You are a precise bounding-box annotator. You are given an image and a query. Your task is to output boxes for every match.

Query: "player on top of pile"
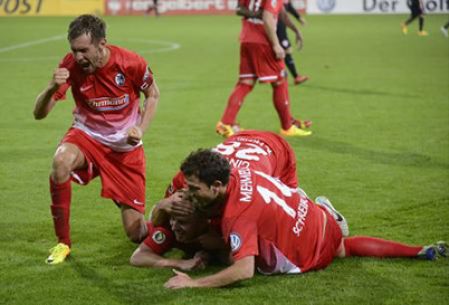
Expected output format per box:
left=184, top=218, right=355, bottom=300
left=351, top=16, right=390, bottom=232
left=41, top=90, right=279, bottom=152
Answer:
left=33, top=14, right=160, bottom=265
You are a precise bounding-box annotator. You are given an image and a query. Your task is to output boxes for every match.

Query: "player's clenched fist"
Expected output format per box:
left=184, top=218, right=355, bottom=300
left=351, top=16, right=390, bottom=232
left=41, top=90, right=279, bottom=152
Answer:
left=127, top=125, right=143, bottom=145
left=51, top=68, right=70, bottom=87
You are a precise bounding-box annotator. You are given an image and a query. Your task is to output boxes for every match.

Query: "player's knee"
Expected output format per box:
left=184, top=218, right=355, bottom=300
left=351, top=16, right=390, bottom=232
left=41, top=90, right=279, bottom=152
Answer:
left=124, top=221, right=147, bottom=243
left=239, top=79, right=255, bottom=87
left=126, top=230, right=145, bottom=244
left=51, top=155, right=72, bottom=182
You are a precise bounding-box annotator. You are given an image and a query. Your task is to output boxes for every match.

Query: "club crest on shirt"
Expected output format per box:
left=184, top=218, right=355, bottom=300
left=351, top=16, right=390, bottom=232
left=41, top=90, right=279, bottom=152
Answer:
left=115, top=73, right=125, bottom=86
left=152, top=231, right=166, bottom=244
left=229, top=233, right=242, bottom=252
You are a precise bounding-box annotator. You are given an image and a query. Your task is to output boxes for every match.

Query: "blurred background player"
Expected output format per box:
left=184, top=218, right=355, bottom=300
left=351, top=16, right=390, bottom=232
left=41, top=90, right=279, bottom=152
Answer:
left=441, top=21, right=449, bottom=37
left=163, top=150, right=447, bottom=289
left=216, top=0, right=312, bottom=138
left=277, top=0, right=309, bottom=86
left=401, top=0, right=428, bottom=36
left=145, top=0, right=160, bottom=17
left=33, top=14, right=160, bottom=264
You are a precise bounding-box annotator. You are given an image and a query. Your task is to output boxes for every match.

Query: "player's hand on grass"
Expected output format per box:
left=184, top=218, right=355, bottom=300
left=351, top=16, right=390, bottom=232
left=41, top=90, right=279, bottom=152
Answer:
left=273, top=44, right=285, bottom=59
left=126, top=126, right=143, bottom=145
left=164, top=269, right=196, bottom=289
left=51, top=68, right=70, bottom=88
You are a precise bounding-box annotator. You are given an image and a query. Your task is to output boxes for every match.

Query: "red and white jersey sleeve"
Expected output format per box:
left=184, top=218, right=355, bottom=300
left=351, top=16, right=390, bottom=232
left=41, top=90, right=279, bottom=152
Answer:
left=52, top=45, right=154, bottom=152
left=221, top=168, right=328, bottom=273
left=143, top=222, right=176, bottom=255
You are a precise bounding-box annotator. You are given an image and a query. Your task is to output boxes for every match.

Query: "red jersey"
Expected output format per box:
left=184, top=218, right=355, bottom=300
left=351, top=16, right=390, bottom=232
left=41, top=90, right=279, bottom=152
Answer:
left=222, top=168, right=331, bottom=274
left=52, top=45, right=154, bottom=152
left=239, top=0, right=284, bottom=45
left=165, top=130, right=298, bottom=198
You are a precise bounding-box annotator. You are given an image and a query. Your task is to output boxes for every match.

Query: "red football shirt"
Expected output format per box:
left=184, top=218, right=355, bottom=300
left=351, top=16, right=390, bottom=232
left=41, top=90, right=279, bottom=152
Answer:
left=52, top=45, right=154, bottom=152
left=239, top=0, right=284, bottom=45
left=221, top=168, right=328, bottom=274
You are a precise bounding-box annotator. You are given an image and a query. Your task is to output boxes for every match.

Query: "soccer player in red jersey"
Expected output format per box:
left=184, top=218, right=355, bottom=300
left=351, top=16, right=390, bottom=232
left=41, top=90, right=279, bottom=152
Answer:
left=164, top=150, right=447, bottom=289
left=216, top=0, right=312, bottom=138
left=130, top=130, right=297, bottom=268
left=130, top=201, right=229, bottom=270
left=33, top=15, right=160, bottom=264
left=151, top=130, right=298, bottom=227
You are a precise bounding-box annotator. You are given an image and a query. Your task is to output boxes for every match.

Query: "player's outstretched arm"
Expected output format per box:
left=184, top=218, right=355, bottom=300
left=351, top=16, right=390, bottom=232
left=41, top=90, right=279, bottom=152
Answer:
left=33, top=68, right=69, bottom=120
left=164, top=255, right=255, bottom=289
left=130, top=243, right=207, bottom=271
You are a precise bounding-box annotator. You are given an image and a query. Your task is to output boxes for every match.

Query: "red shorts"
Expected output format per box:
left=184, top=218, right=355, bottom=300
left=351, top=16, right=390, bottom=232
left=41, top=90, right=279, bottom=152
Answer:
left=239, top=42, right=286, bottom=83
left=311, top=209, right=343, bottom=271
left=61, top=128, right=146, bottom=214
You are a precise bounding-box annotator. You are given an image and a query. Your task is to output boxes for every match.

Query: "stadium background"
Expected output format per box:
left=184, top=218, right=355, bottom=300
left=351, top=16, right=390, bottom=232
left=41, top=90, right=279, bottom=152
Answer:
left=0, top=1, right=448, bottom=305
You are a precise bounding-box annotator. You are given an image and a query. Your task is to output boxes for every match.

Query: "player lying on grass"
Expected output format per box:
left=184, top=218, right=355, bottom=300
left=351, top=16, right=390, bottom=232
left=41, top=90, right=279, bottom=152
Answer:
left=163, top=150, right=447, bottom=289
left=130, top=199, right=226, bottom=270
left=130, top=192, right=229, bottom=270
left=130, top=129, right=307, bottom=268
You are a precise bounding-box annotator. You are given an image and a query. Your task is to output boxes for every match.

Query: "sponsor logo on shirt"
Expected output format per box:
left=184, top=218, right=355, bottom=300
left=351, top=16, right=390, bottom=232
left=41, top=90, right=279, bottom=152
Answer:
left=86, top=94, right=129, bottom=112
left=152, top=231, right=166, bottom=244
left=115, top=73, right=125, bottom=86
left=229, top=233, right=242, bottom=252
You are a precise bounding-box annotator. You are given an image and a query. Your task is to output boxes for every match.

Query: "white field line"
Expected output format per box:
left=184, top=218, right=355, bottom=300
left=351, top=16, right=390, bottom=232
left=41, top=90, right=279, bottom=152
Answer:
left=0, top=37, right=180, bottom=62
left=0, top=35, right=65, bottom=53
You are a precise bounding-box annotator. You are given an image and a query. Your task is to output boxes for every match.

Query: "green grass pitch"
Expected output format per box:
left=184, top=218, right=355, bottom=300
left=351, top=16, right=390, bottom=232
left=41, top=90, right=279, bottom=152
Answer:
left=0, top=14, right=448, bottom=305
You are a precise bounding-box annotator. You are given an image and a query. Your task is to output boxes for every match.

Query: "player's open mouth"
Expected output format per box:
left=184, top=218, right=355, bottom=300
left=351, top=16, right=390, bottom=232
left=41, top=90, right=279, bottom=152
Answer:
left=78, top=62, right=91, bottom=70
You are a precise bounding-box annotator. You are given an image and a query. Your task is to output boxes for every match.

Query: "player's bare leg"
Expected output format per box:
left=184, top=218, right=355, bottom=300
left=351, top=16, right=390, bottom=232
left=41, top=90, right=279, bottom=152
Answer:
left=47, top=143, right=86, bottom=264
left=120, top=205, right=148, bottom=243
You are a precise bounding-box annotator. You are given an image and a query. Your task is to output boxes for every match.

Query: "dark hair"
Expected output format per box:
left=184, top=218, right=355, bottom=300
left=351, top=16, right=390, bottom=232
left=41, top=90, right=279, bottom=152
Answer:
left=180, top=149, right=231, bottom=187
left=68, top=14, right=106, bottom=44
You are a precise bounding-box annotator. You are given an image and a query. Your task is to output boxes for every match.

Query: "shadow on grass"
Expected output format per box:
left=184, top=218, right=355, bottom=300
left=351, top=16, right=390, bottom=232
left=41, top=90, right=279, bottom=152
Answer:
left=300, top=137, right=448, bottom=170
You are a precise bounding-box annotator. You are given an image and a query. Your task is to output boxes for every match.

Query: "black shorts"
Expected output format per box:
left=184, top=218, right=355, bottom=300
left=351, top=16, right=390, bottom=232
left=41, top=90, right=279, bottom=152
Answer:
left=276, top=20, right=291, bottom=50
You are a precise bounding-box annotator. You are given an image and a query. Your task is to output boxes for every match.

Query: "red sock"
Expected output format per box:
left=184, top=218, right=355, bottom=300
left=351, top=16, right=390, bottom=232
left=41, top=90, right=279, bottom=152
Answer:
left=344, top=236, right=423, bottom=258
left=221, top=82, right=253, bottom=125
left=50, top=177, right=72, bottom=247
left=272, top=81, right=293, bottom=130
